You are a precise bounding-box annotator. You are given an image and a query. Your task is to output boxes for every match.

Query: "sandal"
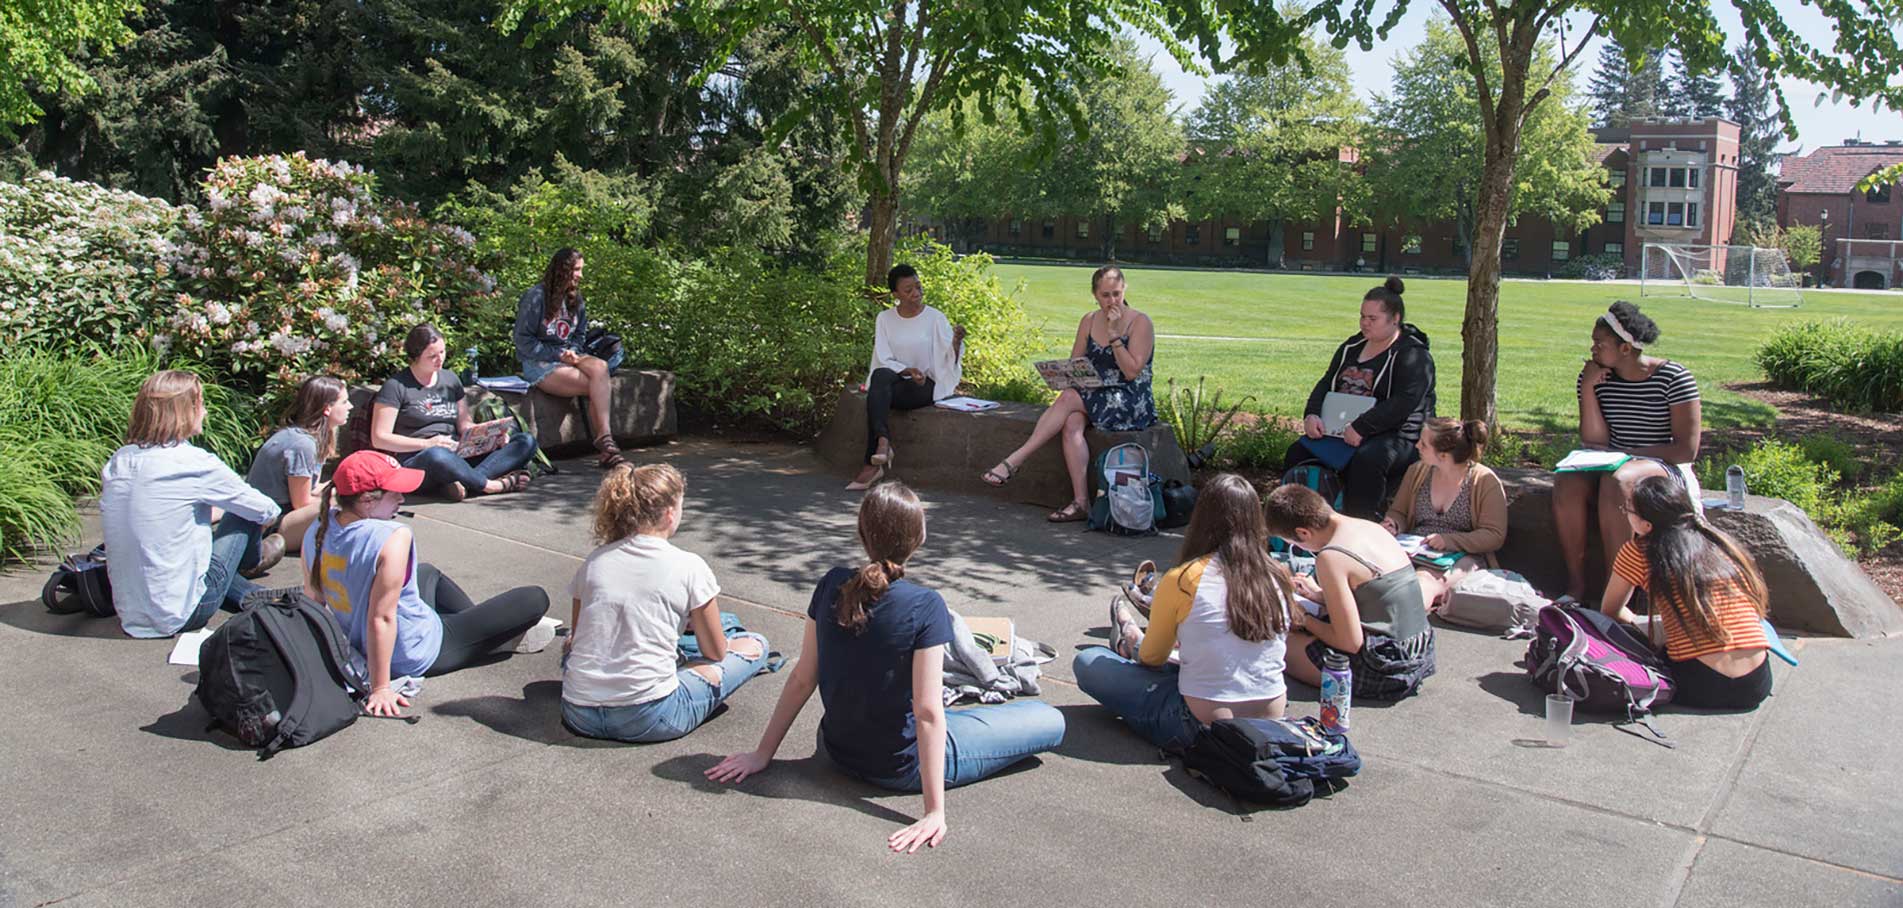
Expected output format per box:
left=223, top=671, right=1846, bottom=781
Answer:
left=1047, top=500, right=1087, bottom=523
left=1121, top=559, right=1158, bottom=618
left=593, top=433, right=628, bottom=469
left=1109, top=595, right=1142, bottom=659
left=496, top=470, right=531, bottom=494
left=981, top=460, right=1017, bottom=487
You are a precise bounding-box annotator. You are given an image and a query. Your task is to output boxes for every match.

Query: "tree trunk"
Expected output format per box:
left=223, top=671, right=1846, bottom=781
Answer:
left=1102, top=215, right=1117, bottom=261
left=865, top=188, right=899, bottom=292
left=1460, top=144, right=1518, bottom=427
left=1266, top=220, right=1286, bottom=269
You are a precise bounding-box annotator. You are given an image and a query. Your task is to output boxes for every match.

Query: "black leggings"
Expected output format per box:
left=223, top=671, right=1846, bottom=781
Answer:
left=1283, top=432, right=1419, bottom=518
left=1670, top=654, right=1772, bottom=711
left=865, top=368, right=936, bottom=462
left=415, top=563, right=550, bottom=676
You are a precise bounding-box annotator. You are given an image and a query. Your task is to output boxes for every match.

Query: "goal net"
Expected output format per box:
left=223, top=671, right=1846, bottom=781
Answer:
left=1639, top=243, right=1803, bottom=308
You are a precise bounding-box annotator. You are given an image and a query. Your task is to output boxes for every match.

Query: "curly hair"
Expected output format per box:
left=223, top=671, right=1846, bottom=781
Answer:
left=593, top=463, right=685, bottom=542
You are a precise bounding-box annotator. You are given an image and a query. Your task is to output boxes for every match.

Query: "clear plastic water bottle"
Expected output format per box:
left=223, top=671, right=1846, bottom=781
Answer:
left=1319, top=649, right=1352, bottom=734
left=1725, top=465, right=1747, bottom=510
left=465, top=346, right=480, bottom=384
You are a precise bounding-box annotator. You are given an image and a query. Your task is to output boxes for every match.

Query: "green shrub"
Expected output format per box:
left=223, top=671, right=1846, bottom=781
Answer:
left=1217, top=413, right=1300, bottom=471
left=1159, top=376, right=1255, bottom=457
left=1697, top=438, right=1903, bottom=555
left=1482, top=430, right=1574, bottom=470
left=1756, top=320, right=1903, bottom=412
left=0, top=171, right=181, bottom=350
left=1559, top=252, right=1623, bottom=281
left=1796, top=433, right=1865, bottom=481
left=164, top=153, right=498, bottom=408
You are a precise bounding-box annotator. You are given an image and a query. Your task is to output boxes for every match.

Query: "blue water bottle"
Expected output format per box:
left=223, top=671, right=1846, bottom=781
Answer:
left=1319, top=649, right=1352, bottom=734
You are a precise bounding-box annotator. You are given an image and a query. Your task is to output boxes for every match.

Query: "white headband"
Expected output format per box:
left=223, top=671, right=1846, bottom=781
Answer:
left=1601, top=312, right=1643, bottom=348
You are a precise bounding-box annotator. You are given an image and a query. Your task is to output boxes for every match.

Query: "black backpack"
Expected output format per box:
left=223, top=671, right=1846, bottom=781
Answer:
left=1181, top=716, right=1362, bottom=808
left=194, top=589, right=369, bottom=759
left=41, top=544, right=114, bottom=617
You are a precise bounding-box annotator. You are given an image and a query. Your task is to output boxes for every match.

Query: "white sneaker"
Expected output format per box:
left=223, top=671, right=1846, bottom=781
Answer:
left=514, top=616, right=563, bottom=654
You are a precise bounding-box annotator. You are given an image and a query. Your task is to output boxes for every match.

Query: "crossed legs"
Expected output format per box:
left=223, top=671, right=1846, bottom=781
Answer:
left=986, top=389, right=1090, bottom=516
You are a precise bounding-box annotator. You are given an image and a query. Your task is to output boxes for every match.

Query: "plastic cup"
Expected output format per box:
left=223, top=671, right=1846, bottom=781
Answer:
left=1544, top=694, right=1574, bottom=747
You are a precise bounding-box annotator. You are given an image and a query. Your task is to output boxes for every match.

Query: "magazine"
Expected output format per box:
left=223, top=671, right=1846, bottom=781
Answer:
left=1395, top=533, right=1462, bottom=570
left=1554, top=449, right=1632, bottom=473
left=1034, top=357, right=1107, bottom=391
left=456, top=417, right=517, bottom=459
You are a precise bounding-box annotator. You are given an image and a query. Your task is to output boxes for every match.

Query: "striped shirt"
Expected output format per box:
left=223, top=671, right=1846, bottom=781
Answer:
left=1613, top=541, right=1769, bottom=661
left=1578, top=360, right=1699, bottom=451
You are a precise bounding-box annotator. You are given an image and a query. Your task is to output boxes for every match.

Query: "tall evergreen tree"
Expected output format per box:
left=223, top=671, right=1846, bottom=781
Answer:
left=1587, top=39, right=1666, bottom=128
left=1728, top=42, right=1781, bottom=231
left=1669, top=49, right=1726, bottom=119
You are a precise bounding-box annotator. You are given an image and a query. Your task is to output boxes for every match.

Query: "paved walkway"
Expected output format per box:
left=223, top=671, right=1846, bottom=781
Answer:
left=2, top=438, right=1898, bottom=907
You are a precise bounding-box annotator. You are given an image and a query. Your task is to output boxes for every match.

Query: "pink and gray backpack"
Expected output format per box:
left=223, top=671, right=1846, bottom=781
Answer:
left=1525, top=604, right=1677, bottom=746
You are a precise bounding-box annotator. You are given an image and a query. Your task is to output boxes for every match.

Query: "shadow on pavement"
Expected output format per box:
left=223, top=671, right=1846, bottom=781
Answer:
left=141, top=699, right=249, bottom=751
left=1050, top=703, right=1169, bottom=766
left=431, top=680, right=613, bottom=748
left=0, top=598, right=130, bottom=639
left=648, top=753, right=920, bottom=826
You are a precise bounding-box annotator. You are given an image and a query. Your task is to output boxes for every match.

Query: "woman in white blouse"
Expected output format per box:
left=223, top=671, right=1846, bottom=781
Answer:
left=850, top=264, right=964, bottom=491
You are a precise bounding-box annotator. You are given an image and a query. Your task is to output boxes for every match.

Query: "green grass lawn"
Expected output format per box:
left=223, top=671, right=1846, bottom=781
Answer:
left=987, top=262, right=1903, bottom=432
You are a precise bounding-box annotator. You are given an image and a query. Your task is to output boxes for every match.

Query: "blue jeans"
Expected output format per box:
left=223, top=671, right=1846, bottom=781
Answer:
left=400, top=433, right=538, bottom=497
left=1073, top=647, right=1200, bottom=752
left=180, top=514, right=264, bottom=632
left=853, top=700, right=1066, bottom=792
left=562, top=632, right=770, bottom=743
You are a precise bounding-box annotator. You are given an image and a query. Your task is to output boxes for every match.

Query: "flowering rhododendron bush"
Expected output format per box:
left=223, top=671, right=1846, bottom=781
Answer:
left=0, top=172, right=181, bottom=349
left=162, top=154, right=498, bottom=403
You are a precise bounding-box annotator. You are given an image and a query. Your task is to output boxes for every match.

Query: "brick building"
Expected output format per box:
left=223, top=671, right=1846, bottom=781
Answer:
left=1776, top=140, right=1903, bottom=289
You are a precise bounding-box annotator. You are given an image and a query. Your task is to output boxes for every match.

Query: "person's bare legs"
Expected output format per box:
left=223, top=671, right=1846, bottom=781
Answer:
left=1284, top=629, right=1322, bottom=687
left=987, top=390, right=1087, bottom=481
left=536, top=357, right=615, bottom=441
left=279, top=501, right=322, bottom=555
left=1060, top=409, right=1089, bottom=507
left=1551, top=471, right=1597, bottom=600
left=1598, top=460, right=1670, bottom=574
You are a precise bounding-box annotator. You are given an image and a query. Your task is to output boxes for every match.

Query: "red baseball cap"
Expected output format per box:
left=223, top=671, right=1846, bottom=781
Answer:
left=332, top=450, right=425, bottom=496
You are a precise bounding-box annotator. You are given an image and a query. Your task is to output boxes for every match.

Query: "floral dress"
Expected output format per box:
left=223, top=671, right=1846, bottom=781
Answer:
left=1081, top=333, right=1155, bottom=431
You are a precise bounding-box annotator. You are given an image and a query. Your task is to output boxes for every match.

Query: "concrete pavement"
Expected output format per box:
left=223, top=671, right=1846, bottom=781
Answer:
left=1, top=437, right=1898, bottom=907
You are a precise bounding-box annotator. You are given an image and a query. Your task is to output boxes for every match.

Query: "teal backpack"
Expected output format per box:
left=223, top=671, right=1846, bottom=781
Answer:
left=471, top=393, right=555, bottom=475
left=1087, top=442, right=1165, bottom=536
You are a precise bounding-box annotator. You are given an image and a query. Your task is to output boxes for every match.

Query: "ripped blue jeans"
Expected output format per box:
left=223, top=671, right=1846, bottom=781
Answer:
left=562, top=631, right=770, bottom=743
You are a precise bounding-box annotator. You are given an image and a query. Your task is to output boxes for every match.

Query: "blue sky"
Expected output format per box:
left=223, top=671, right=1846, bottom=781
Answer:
left=1135, top=4, right=1902, bottom=155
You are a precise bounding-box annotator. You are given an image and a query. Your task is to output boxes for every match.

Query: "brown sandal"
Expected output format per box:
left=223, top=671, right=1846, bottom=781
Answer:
left=1047, top=500, right=1087, bottom=523
left=496, top=470, right=531, bottom=494
left=593, top=433, right=628, bottom=469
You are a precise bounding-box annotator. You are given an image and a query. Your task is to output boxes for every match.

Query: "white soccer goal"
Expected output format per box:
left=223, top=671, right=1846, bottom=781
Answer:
left=1639, top=243, right=1804, bottom=308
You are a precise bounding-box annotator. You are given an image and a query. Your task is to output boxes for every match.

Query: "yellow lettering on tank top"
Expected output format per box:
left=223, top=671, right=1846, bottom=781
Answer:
left=321, top=551, right=353, bottom=615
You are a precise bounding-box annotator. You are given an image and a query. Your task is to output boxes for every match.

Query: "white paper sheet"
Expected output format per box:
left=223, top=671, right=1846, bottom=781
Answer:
left=168, top=629, right=213, bottom=666
left=933, top=396, right=1000, bottom=412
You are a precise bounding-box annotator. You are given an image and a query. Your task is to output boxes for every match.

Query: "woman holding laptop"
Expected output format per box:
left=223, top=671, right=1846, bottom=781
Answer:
left=369, top=324, right=538, bottom=501
left=1285, top=277, right=1435, bottom=519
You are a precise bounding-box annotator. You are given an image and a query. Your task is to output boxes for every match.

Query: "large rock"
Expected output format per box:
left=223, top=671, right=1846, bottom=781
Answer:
left=1494, top=467, right=1902, bottom=638
left=814, top=389, right=1191, bottom=506
left=344, top=369, right=676, bottom=456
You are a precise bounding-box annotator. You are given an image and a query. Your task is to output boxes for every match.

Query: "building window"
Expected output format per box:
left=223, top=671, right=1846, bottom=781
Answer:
left=1868, top=223, right=1893, bottom=239
left=1223, top=226, right=1241, bottom=247
left=1076, top=220, right=1089, bottom=239
left=1609, top=170, right=1627, bottom=188
left=1667, top=202, right=1685, bottom=226
left=1551, top=241, right=1572, bottom=262
left=1185, top=225, right=1201, bottom=245
left=1605, top=242, right=1624, bottom=255
left=1669, top=168, right=1687, bottom=188
left=1688, top=168, right=1699, bottom=188
left=1402, top=234, right=1422, bottom=254
left=1503, top=238, right=1521, bottom=260
left=1686, top=203, right=1698, bottom=227
left=1008, top=219, right=1022, bottom=237
left=1607, top=201, right=1625, bottom=223
left=1041, top=220, right=1055, bottom=239
left=1301, top=230, right=1315, bottom=251
left=1649, top=167, right=1668, bottom=187
left=1871, top=184, right=1895, bottom=204
left=1147, top=224, right=1163, bottom=243
left=1647, top=202, right=1666, bottom=225
left=1361, top=233, right=1378, bottom=253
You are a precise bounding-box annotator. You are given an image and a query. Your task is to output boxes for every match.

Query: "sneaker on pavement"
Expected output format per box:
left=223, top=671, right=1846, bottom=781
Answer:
left=514, top=615, right=563, bottom=654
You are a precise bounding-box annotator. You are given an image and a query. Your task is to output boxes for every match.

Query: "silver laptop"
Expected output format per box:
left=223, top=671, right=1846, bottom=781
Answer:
left=1320, top=392, right=1377, bottom=437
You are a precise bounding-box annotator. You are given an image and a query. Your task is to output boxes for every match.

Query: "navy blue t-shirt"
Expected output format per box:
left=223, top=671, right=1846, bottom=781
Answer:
left=808, top=566, right=956, bottom=781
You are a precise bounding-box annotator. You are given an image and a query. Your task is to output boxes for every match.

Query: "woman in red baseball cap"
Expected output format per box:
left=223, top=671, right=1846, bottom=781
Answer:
left=302, top=450, right=553, bottom=716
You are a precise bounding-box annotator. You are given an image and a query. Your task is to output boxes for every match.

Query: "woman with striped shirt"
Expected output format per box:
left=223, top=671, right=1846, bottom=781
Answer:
left=1551, top=302, right=1703, bottom=603
left=1600, top=476, right=1771, bottom=709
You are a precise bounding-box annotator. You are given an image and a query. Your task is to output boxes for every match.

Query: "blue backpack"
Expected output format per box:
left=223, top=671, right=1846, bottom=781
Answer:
left=1182, top=716, right=1362, bottom=807
left=1087, top=442, right=1165, bottom=536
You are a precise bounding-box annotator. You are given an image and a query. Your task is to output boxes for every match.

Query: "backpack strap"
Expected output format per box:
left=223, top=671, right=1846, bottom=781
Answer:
left=248, top=606, right=308, bottom=759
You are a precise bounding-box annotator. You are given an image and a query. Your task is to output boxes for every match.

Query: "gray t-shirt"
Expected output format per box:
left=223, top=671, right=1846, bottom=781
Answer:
left=374, top=369, right=465, bottom=440
left=246, top=427, right=322, bottom=507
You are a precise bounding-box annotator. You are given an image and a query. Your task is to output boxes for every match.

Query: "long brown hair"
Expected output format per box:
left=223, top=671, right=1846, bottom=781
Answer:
left=1630, top=475, right=1766, bottom=647
left=1178, top=473, right=1291, bottom=641
left=126, top=370, right=203, bottom=447
left=541, top=248, right=582, bottom=320
left=285, top=375, right=347, bottom=463
left=836, top=482, right=926, bottom=635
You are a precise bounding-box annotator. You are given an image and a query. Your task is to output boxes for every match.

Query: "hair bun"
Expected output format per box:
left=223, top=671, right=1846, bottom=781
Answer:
left=1384, top=276, right=1405, bottom=295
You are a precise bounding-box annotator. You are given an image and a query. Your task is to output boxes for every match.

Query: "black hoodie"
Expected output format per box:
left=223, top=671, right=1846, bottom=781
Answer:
left=1302, top=323, right=1437, bottom=442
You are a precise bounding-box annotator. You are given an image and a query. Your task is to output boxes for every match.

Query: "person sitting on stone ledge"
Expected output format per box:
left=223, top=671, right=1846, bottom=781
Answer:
left=1600, top=475, right=1772, bottom=710
left=102, top=370, right=281, bottom=638
left=849, top=263, right=965, bottom=492
left=245, top=375, right=351, bottom=558
left=1266, top=483, right=1436, bottom=702
left=370, top=323, right=536, bottom=500
left=515, top=247, right=628, bottom=468
left=561, top=463, right=771, bottom=743
left=303, top=451, right=554, bottom=718
left=706, top=481, right=1065, bottom=853
left=1286, top=276, right=1436, bottom=520
left=1075, top=473, right=1294, bottom=753
left=981, top=265, right=1154, bottom=522
left=1551, top=301, right=1702, bottom=604
left=1381, top=417, right=1508, bottom=608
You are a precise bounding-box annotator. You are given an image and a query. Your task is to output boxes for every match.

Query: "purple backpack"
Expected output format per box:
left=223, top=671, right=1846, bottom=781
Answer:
left=1526, top=604, right=1676, bottom=746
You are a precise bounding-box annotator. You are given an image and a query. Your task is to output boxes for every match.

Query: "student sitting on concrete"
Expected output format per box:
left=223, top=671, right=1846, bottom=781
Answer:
left=371, top=323, right=537, bottom=500
left=1074, top=473, right=1294, bottom=752
left=1266, top=483, right=1436, bottom=701
left=982, top=265, right=1155, bottom=522
left=1551, top=301, right=1702, bottom=604
left=849, top=263, right=965, bottom=491
left=706, top=481, right=1065, bottom=853
left=245, top=375, right=351, bottom=558
left=561, top=463, right=770, bottom=743
left=515, top=248, right=628, bottom=468
left=1381, top=417, right=1508, bottom=607
left=102, top=370, right=282, bottom=638
left=302, top=451, right=553, bottom=718
left=1600, top=476, right=1773, bottom=710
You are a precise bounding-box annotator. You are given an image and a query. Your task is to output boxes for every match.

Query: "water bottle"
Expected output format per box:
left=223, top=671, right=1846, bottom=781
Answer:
left=1725, top=465, right=1747, bottom=510
left=465, top=346, right=480, bottom=384
left=1319, top=649, right=1353, bottom=734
